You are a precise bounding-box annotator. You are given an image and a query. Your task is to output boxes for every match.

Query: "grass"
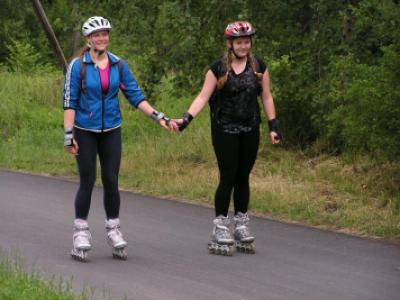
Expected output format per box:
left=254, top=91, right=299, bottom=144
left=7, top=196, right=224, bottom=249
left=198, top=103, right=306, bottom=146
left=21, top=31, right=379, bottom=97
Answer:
left=0, top=71, right=399, bottom=240
left=0, top=249, right=85, bottom=300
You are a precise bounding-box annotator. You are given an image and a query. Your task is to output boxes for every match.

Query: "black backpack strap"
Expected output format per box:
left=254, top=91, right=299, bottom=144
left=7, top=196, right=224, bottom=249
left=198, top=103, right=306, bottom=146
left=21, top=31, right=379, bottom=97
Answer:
left=79, top=56, right=87, bottom=94
left=117, top=60, right=125, bottom=90
left=80, top=57, right=123, bottom=92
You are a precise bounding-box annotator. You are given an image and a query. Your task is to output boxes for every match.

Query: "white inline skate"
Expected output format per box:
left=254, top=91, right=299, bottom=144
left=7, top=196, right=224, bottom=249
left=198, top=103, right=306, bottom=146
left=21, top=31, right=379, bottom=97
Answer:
left=106, top=218, right=127, bottom=260
left=208, top=215, right=235, bottom=256
left=233, top=212, right=255, bottom=253
left=71, top=219, right=92, bottom=262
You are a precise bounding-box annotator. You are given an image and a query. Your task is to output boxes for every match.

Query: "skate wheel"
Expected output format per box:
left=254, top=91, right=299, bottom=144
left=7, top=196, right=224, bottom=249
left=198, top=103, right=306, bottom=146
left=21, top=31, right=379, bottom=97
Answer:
left=112, top=248, right=128, bottom=260
left=235, top=241, right=255, bottom=254
left=207, top=242, right=234, bottom=256
left=71, top=250, right=89, bottom=262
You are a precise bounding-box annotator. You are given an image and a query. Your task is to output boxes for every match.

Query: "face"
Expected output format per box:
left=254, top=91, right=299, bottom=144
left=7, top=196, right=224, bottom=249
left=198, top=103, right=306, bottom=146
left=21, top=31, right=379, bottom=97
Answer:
left=230, top=37, right=252, bottom=58
left=87, top=30, right=109, bottom=51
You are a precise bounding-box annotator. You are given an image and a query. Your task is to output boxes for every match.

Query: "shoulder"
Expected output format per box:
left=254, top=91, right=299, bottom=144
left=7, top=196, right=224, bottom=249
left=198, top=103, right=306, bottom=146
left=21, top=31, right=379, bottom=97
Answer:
left=254, top=57, right=267, bottom=73
left=209, top=56, right=225, bottom=78
left=66, top=57, right=81, bottom=77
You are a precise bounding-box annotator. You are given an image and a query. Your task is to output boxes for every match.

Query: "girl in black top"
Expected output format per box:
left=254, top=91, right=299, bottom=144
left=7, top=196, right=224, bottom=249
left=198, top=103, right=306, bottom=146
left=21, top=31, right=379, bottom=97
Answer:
left=175, top=21, right=280, bottom=255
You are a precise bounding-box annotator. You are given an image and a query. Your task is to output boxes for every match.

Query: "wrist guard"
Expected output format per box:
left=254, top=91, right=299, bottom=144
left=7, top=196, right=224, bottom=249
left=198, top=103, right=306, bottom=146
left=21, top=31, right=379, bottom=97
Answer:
left=268, top=119, right=278, bottom=132
left=151, top=110, right=170, bottom=126
left=268, top=119, right=282, bottom=141
left=64, top=128, right=73, bottom=147
left=179, top=112, right=194, bottom=132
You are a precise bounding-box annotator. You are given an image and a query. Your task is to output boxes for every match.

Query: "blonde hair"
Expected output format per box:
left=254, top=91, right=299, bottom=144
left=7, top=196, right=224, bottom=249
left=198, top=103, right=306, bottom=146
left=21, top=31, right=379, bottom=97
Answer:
left=78, top=45, right=90, bottom=58
left=216, top=47, right=263, bottom=89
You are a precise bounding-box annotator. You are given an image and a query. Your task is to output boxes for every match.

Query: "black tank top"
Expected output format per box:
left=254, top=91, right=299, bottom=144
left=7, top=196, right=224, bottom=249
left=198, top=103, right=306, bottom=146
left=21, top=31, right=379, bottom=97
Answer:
left=209, top=57, right=267, bottom=133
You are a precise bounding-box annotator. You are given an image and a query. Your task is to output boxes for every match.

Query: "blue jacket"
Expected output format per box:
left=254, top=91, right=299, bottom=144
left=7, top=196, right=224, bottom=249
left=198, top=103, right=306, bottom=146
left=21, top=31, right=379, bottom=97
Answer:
left=63, top=51, right=145, bottom=132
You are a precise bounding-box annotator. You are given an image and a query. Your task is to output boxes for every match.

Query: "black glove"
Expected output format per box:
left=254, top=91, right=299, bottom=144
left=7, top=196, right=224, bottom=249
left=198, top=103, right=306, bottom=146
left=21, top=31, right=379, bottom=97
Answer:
left=268, top=119, right=282, bottom=141
left=64, top=128, right=74, bottom=147
left=179, top=112, right=194, bottom=132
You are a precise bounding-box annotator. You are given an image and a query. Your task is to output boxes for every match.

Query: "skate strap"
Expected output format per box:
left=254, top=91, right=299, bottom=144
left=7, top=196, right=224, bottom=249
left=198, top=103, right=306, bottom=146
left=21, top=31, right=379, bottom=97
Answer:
left=236, top=225, right=247, bottom=230
left=74, top=229, right=91, bottom=239
left=216, top=225, right=229, bottom=230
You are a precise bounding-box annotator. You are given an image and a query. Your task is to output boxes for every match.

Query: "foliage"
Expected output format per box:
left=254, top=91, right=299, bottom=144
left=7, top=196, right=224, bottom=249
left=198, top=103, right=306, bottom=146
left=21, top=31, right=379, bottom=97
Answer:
left=0, top=0, right=399, bottom=160
left=5, top=39, right=55, bottom=73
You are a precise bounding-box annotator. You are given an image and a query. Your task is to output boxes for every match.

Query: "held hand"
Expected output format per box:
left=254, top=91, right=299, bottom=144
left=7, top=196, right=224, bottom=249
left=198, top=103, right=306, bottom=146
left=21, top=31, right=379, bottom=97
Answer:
left=168, top=119, right=180, bottom=131
left=64, top=139, right=79, bottom=156
left=158, top=117, right=179, bottom=131
left=158, top=118, right=169, bottom=129
left=171, top=119, right=183, bottom=132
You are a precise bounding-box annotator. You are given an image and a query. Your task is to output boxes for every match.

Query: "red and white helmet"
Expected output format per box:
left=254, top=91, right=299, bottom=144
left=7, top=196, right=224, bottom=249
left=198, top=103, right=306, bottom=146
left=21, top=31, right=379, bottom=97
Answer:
left=224, top=21, right=255, bottom=39
left=82, top=16, right=112, bottom=37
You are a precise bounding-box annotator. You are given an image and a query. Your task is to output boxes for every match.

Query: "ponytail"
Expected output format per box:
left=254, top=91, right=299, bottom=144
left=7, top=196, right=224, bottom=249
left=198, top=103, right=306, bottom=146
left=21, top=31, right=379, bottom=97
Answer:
left=248, top=52, right=263, bottom=82
left=216, top=49, right=234, bottom=89
left=78, top=45, right=90, bottom=58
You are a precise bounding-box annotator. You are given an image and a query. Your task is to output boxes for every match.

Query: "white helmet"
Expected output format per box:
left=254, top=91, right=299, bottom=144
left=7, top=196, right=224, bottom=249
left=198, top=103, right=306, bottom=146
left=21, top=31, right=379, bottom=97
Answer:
left=82, top=16, right=112, bottom=37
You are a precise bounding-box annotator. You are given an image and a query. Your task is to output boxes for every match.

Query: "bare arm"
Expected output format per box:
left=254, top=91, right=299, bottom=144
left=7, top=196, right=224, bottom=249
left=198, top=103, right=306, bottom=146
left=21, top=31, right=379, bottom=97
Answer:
left=137, top=100, right=175, bottom=129
left=261, top=70, right=280, bottom=144
left=187, top=70, right=218, bottom=117
left=64, top=109, right=76, bottom=129
left=137, top=100, right=157, bottom=116
left=173, top=70, right=217, bottom=132
left=261, top=70, right=276, bottom=120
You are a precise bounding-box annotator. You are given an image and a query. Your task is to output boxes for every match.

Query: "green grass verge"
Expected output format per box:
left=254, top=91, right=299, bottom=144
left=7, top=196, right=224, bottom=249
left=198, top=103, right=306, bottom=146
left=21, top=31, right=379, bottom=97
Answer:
left=1, top=71, right=399, bottom=240
left=0, top=249, right=87, bottom=300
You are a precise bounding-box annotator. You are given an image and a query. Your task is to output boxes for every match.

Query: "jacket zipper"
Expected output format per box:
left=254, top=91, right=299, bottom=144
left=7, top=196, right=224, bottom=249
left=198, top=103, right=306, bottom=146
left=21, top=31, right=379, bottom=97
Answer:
left=101, top=93, right=105, bottom=132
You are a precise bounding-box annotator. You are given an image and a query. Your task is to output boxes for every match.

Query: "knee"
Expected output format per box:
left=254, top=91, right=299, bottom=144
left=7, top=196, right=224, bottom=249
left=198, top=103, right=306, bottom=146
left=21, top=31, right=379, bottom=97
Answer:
left=235, top=174, right=250, bottom=185
left=102, top=174, right=119, bottom=189
left=219, top=172, right=236, bottom=188
left=79, top=172, right=96, bottom=188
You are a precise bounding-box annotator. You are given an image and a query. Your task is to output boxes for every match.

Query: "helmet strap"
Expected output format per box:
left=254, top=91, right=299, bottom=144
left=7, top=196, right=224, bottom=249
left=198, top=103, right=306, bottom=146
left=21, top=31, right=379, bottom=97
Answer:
left=94, top=48, right=106, bottom=56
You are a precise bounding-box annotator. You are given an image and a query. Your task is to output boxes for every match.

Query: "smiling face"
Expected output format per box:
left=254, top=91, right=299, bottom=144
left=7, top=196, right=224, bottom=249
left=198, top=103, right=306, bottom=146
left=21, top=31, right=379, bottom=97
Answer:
left=229, top=37, right=252, bottom=58
left=87, top=30, right=110, bottom=51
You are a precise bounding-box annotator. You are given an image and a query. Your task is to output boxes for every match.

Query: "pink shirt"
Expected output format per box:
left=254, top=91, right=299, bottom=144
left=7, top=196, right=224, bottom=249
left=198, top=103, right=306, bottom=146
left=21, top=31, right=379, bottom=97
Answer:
left=98, top=61, right=110, bottom=94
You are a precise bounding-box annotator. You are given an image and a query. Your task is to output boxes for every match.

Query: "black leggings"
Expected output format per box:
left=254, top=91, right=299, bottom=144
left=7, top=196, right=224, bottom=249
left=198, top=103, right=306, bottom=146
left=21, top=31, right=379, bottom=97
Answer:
left=212, top=128, right=260, bottom=217
left=74, top=127, right=121, bottom=220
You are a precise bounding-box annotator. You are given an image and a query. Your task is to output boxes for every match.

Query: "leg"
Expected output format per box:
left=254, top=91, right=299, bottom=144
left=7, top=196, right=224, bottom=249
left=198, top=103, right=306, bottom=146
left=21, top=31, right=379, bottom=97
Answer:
left=98, top=128, right=121, bottom=220
left=74, top=128, right=98, bottom=220
left=233, top=128, right=259, bottom=253
left=233, top=128, right=260, bottom=215
left=212, top=128, right=240, bottom=217
left=208, top=129, right=239, bottom=256
left=98, top=128, right=127, bottom=259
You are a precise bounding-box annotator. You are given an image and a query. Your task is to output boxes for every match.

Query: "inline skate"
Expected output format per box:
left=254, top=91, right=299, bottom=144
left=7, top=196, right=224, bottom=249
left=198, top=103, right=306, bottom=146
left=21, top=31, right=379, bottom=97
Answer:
left=106, top=218, right=127, bottom=260
left=71, top=219, right=92, bottom=262
left=233, top=212, right=255, bottom=253
left=208, top=215, right=235, bottom=256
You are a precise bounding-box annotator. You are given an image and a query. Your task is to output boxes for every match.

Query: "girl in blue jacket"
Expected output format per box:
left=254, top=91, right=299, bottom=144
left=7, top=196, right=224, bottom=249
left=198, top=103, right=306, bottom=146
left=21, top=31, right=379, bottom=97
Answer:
left=63, top=16, right=175, bottom=262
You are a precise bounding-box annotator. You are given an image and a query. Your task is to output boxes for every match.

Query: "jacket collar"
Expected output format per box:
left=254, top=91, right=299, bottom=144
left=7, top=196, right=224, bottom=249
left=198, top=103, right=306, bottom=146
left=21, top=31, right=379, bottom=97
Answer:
left=82, top=50, right=120, bottom=65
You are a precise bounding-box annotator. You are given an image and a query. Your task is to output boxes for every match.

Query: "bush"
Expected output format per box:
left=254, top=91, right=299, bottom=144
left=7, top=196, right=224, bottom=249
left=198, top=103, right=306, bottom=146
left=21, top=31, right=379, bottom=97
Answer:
left=312, top=46, right=400, bottom=161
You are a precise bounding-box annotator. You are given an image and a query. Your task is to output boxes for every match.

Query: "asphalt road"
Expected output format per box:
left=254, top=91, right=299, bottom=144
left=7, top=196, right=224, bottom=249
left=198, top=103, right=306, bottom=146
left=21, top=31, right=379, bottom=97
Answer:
left=0, top=170, right=399, bottom=300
